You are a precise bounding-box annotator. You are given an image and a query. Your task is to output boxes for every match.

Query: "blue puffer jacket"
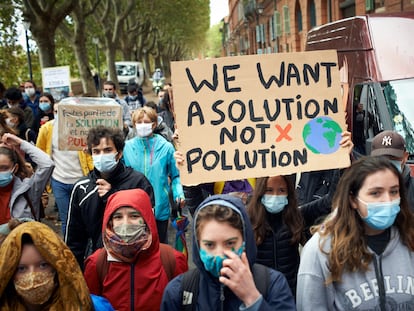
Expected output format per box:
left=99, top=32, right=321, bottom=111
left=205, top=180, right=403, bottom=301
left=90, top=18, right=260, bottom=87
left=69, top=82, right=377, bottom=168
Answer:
left=161, top=194, right=296, bottom=311
left=122, top=134, right=184, bottom=221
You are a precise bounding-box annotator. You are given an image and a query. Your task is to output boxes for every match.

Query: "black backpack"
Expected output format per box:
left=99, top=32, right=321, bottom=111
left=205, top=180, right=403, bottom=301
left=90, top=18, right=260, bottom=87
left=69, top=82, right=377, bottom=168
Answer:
left=181, top=263, right=269, bottom=311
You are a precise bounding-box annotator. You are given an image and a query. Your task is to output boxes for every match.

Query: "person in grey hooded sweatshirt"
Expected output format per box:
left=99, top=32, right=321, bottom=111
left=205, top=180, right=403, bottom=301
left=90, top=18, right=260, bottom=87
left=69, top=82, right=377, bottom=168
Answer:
left=0, top=133, right=54, bottom=222
left=297, top=156, right=414, bottom=310
left=161, top=194, right=295, bottom=311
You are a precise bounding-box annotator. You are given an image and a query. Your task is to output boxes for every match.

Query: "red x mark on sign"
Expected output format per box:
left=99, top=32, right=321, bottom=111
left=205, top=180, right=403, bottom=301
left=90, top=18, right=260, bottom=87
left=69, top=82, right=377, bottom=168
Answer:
left=275, top=124, right=292, bottom=142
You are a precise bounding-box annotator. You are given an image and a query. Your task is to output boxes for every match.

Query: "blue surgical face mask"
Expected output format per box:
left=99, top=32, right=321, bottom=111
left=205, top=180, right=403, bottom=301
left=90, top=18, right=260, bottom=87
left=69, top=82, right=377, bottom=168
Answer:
left=357, top=197, right=400, bottom=230
left=39, top=102, right=51, bottom=112
left=92, top=153, right=118, bottom=173
left=199, top=243, right=245, bottom=278
left=261, top=194, right=288, bottom=214
left=389, top=160, right=403, bottom=173
left=0, top=169, right=14, bottom=187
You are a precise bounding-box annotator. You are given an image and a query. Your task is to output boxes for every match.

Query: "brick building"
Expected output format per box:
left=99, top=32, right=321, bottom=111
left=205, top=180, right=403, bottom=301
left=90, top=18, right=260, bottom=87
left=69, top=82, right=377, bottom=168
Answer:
left=222, top=0, right=414, bottom=56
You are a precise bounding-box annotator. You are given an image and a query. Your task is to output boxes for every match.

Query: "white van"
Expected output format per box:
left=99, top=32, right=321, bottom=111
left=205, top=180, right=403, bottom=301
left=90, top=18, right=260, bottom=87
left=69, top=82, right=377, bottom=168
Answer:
left=114, top=61, right=145, bottom=93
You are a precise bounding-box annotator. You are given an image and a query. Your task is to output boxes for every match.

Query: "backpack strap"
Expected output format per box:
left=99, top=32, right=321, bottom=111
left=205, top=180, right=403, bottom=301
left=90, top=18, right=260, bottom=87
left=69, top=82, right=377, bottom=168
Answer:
left=25, top=128, right=31, bottom=142
left=252, top=263, right=269, bottom=298
left=96, top=247, right=109, bottom=293
left=23, top=192, right=38, bottom=220
left=160, top=243, right=176, bottom=281
left=181, top=268, right=200, bottom=311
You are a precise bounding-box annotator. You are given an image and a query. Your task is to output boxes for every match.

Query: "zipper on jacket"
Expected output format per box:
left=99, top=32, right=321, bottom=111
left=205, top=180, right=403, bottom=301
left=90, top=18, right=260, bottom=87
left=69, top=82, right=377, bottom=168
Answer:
left=130, top=263, right=135, bottom=311
left=220, top=284, right=225, bottom=311
left=373, top=255, right=386, bottom=311
left=272, top=229, right=279, bottom=270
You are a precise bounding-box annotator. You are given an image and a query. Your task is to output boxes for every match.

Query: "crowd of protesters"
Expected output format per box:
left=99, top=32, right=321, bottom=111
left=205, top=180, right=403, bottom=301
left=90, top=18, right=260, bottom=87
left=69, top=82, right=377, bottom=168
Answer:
left=0, top=78, right=413, bottom=310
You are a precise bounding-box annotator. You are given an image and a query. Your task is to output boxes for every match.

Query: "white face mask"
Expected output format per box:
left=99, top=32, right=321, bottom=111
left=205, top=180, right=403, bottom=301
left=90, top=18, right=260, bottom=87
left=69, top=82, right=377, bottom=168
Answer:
left=25, top=87, right=36, bottom=97
left=135, top=123, right=153, bottom=137
left=5, top=118, right=16, bottom=128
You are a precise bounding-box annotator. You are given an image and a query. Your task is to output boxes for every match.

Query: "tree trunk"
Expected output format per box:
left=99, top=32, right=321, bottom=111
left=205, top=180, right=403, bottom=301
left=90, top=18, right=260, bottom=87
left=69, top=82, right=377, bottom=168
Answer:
left=72, top=4, right=96, bottom=96
left=106, top=44, right=118, bottom=88
left=31, top=29, right=57, bottom=68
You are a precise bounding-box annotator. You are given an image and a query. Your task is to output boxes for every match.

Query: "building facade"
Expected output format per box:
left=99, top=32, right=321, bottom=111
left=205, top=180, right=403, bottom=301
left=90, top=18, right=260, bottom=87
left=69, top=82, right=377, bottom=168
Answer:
left=223, top=0, right=414, bottom=56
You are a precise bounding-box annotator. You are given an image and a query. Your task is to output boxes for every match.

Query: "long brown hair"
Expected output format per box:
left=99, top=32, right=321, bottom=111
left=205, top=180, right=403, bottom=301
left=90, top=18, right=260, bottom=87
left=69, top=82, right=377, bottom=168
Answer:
left=318, top=156, right=414, bottom=283
left=247, top=175, right=304, bottom=245
left=0, top=143, right=30, bottom=179
left=0, top=110, right=16, bottom=136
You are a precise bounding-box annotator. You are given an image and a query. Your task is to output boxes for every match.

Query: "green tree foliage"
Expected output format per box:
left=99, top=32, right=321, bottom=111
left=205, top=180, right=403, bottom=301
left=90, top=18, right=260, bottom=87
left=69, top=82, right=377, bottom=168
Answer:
left=0, top=0, right=211, bottom=92
left=20, top=0, right=77, bottom=68
left=0, top=1, right=25, bottom=86
left=205, top=23, right=223, bottom=58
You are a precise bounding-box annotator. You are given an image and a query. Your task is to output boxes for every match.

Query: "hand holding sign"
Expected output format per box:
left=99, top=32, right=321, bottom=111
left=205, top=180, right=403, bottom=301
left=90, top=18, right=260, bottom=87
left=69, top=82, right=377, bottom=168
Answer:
left=171, top=51, right=350, bottom=185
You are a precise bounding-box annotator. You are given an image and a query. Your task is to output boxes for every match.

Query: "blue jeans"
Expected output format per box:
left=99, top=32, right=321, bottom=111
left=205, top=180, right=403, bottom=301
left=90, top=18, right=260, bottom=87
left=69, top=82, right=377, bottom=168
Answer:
left=50, top=178, right=74, bottom=236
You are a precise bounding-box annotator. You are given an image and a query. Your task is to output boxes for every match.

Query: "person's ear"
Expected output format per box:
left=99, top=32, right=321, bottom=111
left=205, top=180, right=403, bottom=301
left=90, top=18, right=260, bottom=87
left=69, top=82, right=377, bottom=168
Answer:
left=402, top=151, right=409, bottom=165
left=12, top=163, right=19, bottom=174
left=116, top=150, right=123, bottom=160
left=349, top=194, right=358, bottom=210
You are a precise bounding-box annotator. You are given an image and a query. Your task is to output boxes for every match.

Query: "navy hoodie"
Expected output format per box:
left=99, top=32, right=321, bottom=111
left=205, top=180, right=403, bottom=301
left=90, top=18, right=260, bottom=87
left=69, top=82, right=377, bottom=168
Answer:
left=161, top=194, right=295, bottom=311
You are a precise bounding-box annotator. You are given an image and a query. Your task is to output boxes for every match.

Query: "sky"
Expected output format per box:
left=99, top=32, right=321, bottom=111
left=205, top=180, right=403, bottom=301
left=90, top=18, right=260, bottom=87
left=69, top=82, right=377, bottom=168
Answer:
left=210, top=0, right=229, bottom=27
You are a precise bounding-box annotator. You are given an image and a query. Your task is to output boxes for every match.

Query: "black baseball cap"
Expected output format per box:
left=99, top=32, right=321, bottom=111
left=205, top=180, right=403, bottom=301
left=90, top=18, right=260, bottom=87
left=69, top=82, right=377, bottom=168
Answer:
left=371, top=131, right=406, bottom=158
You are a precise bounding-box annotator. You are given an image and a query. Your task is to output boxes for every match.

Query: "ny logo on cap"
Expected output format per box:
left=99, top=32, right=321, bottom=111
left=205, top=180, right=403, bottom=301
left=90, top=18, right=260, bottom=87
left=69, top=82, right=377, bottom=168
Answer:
left=382, top=136, right=392, bottom=146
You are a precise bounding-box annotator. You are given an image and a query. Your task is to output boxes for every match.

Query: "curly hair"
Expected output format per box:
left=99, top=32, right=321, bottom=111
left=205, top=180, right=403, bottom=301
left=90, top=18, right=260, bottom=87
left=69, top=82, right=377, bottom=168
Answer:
left=195, top=204, right=243, bottom=241
left=86, top=126, right=125, bottom=154
left=247, top=175, right=304, bottom=245
left=318, top=156, right=414, bottom=284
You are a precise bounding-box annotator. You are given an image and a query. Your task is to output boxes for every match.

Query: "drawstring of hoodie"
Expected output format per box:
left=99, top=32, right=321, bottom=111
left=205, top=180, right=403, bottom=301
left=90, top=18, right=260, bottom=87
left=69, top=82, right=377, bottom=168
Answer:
left=372, top=255, right=386, bottom=311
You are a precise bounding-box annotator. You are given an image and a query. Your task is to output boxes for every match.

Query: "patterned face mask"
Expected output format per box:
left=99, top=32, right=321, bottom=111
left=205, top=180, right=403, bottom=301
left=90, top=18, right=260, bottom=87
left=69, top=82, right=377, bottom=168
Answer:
left=14, top=271, right=55, bottom=305
left=104, top=224, right=152, bottom=263
left=113, top=223, right=148, bottom=243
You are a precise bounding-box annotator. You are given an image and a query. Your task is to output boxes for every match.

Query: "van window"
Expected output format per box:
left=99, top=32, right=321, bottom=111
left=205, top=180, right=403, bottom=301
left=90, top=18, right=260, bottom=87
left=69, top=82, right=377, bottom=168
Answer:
left=383, top=78, right=414, bottom=155
left=352, top=84, right=384, bottom=155
left=116, top=64, right=136, bottom=76
left=353, top=80, right=414, bottom=157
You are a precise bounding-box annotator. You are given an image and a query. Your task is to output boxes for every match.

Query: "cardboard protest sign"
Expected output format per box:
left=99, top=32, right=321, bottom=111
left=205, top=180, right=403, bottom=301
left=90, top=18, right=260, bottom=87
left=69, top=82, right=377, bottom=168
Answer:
left=42, top=66, right=71, bottom=101
left=57, top=97, right=122, bottom=151
left=171, top=50, right=350, bottom=185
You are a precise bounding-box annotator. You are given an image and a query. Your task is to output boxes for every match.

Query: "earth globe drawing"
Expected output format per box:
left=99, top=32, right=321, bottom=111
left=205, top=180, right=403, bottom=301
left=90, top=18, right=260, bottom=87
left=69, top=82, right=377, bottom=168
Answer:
left=302, top=116, right=342, bottom=154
